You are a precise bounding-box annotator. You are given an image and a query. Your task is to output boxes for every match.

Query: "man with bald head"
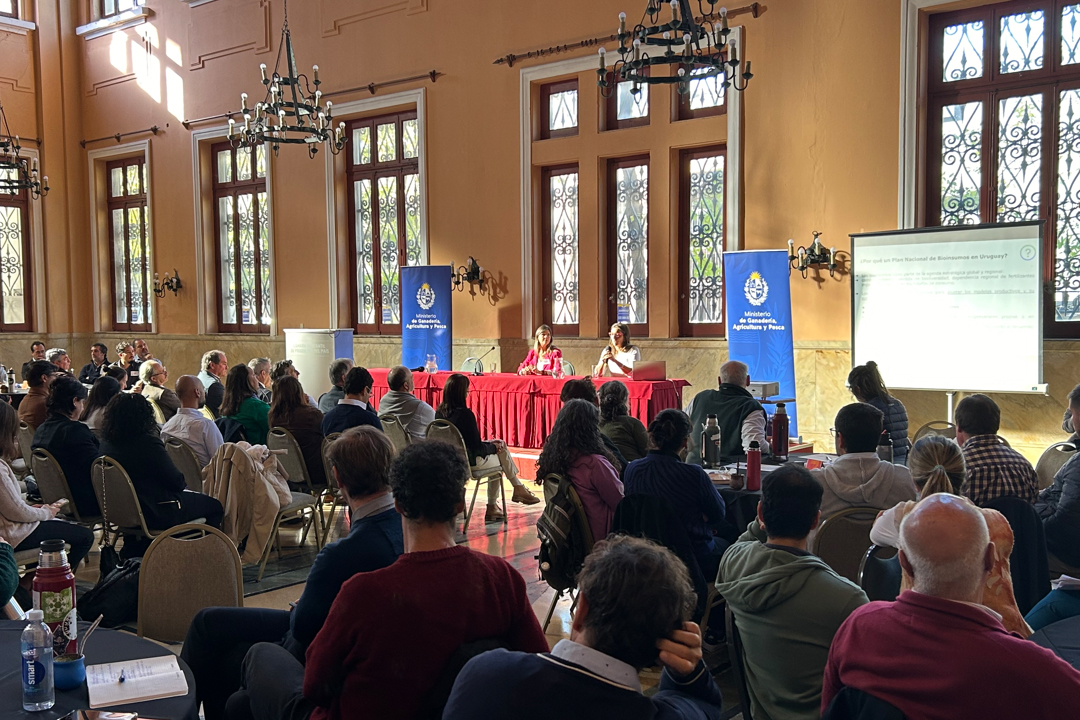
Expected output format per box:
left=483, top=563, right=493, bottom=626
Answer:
left=685, top=359, right=770, bottom=464
left=161, top=375, right=224, bottom=467
left=822, top=494, right=1080, bottom=717
left=377, top=365, right=435, bottom=441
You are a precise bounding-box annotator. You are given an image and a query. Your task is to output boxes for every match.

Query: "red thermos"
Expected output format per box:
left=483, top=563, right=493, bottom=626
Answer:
left=772, top=403, right=790, bottom=460
left=746, top=441, right=762, bottom=491
left=32, top=539, right=77, bottom=656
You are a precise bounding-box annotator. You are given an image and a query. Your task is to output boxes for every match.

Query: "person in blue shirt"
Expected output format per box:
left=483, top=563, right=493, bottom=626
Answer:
left=181, top=426, right=403, bottom=720
left=443, top=534, right=724, bottom=720
left=321, top=366, right=383, bottom=436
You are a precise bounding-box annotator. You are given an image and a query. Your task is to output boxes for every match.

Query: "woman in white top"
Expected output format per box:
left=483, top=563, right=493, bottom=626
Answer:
left=593, top=322, right=641, bottom=378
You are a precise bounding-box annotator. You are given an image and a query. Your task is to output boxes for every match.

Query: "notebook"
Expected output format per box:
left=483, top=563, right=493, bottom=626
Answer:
left=86, top=656, right=189, bottom=708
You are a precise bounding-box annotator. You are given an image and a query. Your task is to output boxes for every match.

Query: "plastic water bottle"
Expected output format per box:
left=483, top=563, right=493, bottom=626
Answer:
left=22, top=609, right=55, bottom=711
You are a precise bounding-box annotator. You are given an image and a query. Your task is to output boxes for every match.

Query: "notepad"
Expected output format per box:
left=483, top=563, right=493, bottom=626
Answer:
left=86, top=655, right=189, bottom=708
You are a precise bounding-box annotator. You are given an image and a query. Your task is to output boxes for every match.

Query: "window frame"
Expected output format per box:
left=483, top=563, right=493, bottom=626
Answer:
left=603, top=70, right=652, bottom=131
left=98, top=0, right=138, bottom=20
left=674, top=62, right=728, bottom=121
left=0, top=0, right=18, bottom=20
left=678, top=145, right=727, bottom=337
left=0, top=177, right=32, bottom=332
left=539, top=79, right=579, bottom=139
left=541, top=163, right=580, bottom=335
left=345, top=110, right=420, bottom=336
left=923, top=0, right=1080, bottom=337
left=211, top=141, right=271, bottom=334
left=607, top=154, right=651, bottom=336
left=105, top=156, right=152, bottom=332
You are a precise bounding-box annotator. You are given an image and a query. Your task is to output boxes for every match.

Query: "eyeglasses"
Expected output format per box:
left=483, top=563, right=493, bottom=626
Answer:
left=830, top=427, right=838, bottom=439
left=152, top=370, right=167, bottom=379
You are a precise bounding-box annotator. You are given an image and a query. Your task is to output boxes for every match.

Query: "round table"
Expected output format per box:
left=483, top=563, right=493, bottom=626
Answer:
left=0, top=620, right=198, bottom=720
left=1030, top=615, right=1080, bottom=671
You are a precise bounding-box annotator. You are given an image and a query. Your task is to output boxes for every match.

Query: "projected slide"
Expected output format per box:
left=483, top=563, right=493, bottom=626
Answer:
left=851, top=223, right=1042, bottom=393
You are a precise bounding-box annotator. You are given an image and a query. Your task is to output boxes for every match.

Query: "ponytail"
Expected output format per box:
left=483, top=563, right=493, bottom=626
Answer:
left=920, top=465, right=955, bottom=496
left=848, top=361, right=892, bottom=404
left=908, top=435, right=966, bottom=497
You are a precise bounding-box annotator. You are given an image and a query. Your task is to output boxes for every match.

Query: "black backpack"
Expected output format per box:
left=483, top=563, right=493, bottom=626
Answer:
left=536, top=474, right=590, bottom=592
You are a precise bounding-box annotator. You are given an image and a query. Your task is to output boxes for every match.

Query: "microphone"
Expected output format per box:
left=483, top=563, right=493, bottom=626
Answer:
left=473, top=346, right=497, bottom=375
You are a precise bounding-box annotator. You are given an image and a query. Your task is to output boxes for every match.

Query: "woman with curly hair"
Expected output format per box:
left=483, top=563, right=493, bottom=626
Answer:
left=100, top=393, right=223, bottom=544
left=537, top=399, right=623, bottom=541
left=598, top=380, right=648, bottom=462
left=221, top=363, right=271, bottom=445
left=269, top=375, right=327, bottom=489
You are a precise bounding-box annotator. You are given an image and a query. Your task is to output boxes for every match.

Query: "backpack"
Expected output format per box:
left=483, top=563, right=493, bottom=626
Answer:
left=535, top=474, right=589, bottom=592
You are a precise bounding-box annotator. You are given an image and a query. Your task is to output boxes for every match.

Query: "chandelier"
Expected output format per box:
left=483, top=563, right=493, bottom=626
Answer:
left=598, top=0, right=752, bottom=99
left=227, top=0, right=345, bottom=159
left=0, top=93, right=48, bottom=199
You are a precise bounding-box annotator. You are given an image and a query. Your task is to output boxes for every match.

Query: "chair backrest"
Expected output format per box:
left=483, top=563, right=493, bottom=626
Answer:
left=91, top=455, right=153, bottom=535
left=30, top=448, right=84, bottom=522
left=460, top=357, right=481, bottom=373
left=424, top=419, right=469, bottom=460
left=267, top=426, right=314, bottom=492
left=857, top=544, right=902, bottom=602
left=137, top=523, right=243, bottom=643
left=561, top=360, right=575, bottom=376
left=812, top=507, right=879, bottom=583
left=164, top=437, right=205, bottom=493
left=912, top=420, right=956, bottom=443
left=725, top=605, right=755, bottom=720
left=321, top=432, right=342, bottom=491
left=380, top=414, right=411, bottom=455
left=983, top=494, right=1052, bottom=615
left=216, top=417, right=248, bottom=444
left=17, top=421, right=34, bottom=468
left=146, top=396, right=165, bottom=425
left=199, top=406, right=216, bottom=421
left=1036, top=441, right=1077, bottom=491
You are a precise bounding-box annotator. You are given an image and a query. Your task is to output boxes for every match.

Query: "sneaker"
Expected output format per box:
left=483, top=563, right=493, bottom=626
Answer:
left=485, top=503, right=505, bottom=522
left=511, top=485, right=540, bottom=505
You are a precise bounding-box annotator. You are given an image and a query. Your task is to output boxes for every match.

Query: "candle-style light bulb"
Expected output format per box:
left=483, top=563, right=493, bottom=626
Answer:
left=633, top=38, right=642, bottom=61
left=598, top=47, right=607, bottom=70
left=788, top=238, right=795, bottom=257
left=260, top=63, right=267, bottom=82
left=670, top=0, right=679, bottom=21
left=313, top=64, right=320, bottom=84
left=683, top=33, right=692, bottom=57
left=619, top=11, right=626, bottom=34
left=228, top=117, right=236, bottom=136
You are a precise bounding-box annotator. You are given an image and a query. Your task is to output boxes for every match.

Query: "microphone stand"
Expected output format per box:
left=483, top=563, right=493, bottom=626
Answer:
left=472, top=346, right=497, bottom=376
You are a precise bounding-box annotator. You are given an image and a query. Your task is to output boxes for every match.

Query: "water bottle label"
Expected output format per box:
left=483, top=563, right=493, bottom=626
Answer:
left=22, top=651, right=47, bottom=689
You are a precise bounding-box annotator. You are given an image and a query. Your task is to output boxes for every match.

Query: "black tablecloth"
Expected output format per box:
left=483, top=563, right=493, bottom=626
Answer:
left=0, top=621, right=198, bottom=720
left=718, top=486, right=762, bottom=531
left=1030, top=615, right=1080, bottom=671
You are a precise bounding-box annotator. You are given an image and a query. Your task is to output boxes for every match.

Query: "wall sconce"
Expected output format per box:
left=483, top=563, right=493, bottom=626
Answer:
left=788, top=231, right=838, bottom=278
left=452, top=256, right=486, bottom=292
left=153, top=270, right=183, bottom=298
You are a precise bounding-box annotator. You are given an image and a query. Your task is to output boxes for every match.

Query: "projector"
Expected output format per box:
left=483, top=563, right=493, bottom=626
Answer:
left=748, top=381, right=780, bottom=399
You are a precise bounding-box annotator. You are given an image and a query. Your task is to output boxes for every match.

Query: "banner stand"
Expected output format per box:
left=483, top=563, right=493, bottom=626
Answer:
left=401, top=266, right=453, bottom=372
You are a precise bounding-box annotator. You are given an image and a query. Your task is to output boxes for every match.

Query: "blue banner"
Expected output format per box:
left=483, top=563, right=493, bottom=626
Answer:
left=401, top=266, right=453, bottom=371
left=723, top=250, right=798, bottom=436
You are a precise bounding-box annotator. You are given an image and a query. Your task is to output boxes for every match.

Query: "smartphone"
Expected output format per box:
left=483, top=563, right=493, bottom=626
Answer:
left=54, top=498, right=69, bottom=507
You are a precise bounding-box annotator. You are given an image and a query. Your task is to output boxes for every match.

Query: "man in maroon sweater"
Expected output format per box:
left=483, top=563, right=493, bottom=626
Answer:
left=225, top=439, right=549, bottom=720
left=822, top=494, right=1080, bottom=718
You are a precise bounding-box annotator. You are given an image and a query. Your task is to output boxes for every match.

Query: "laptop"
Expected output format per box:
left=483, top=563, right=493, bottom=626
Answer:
left=630, top=360, right=667, bottom=381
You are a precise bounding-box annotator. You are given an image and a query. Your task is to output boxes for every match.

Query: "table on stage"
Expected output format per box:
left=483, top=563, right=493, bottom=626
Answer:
left=0, top=620, right=198, bottom=720
left=368, top=370, right=689, bottom=449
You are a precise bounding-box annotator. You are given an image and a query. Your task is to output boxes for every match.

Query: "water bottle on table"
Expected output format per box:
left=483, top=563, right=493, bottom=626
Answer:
left=22, top=608, right=55, bottom=711
left=425, top=354, right=438, bottom=374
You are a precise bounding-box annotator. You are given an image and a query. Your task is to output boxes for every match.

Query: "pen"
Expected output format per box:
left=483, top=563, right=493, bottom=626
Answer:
left=118, top=670, right=126, bottom=684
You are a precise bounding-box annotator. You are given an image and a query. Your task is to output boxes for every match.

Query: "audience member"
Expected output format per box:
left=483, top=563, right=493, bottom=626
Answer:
left=686, top=360, right=770, bottom=464
left=537, top=399, right=623, bottom=541
left=221, top=364, right=271, bottom=446
left=809, top=403, right=916, bottom=524
left=0, top=535, right=15, bottom=607
left=717, top=465, right=867, bottom=720
left=198, top=350, right=228, bottom=417
left=598, top=380, right=648, bottom=462
left=21, top=341, right=45, bottom=383
left=956, top=393, right=1038, bottom=506
left=560, top=377, right=628, bottom=472
left=100, top=393, right=224, bottom=544
left=870, top=434, right=1031, bottom=636
left=269, top=376, right=327, bottom=489
left=821, top=494, right=1080, bottom=717
left=594, top=322, right=640, bottom=378
left=227, top=440, right=548, bottom=720
left=445, top=535, right=724, bottom=719
left=378, top=365, right=436, bottom=441
left=31, top=375, right=101, bottom=518
left=183, top=427, right=403, bottom=720
left=137, top=360, right=181, bottom=421
left=161, top=376, right=224, bottom=468
left=18, top=360, right=57, bottom=428
left=1037, top=383, right=1080, bottom=573
left=317, top=358, right=352, bottom=413
left=321, top=367, right=382, bottom=436
left=624, top=409, right=731, bottom=580
left=271, top=359, right=318, bottom=408
left=80, top=376, right=121, bottom=432
left=112, top=340, right=141, bottom=388
left=0, top=401, right=94, bottom=569
left=847, top=361, right=910, bottom=465
left=248, top=358, right=273, bottom=403
left=1026, top=578, right=1080, bottom=632
left=134, top=338, right=154, bottom=363
left=78, top=343, right=109, bottom=385
left=46, top=348, right=71, bottom=374
left=104, top=364, right=128, bottom=390
left=435, top=373, right=538, bottom=522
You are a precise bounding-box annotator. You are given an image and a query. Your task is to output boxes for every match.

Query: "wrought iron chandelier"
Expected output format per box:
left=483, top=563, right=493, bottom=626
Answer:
left=0, top=93, right=48, bottom=199
left=227, top=0, right=345, bottom=159
left=598, top=0, right=752, bottom=98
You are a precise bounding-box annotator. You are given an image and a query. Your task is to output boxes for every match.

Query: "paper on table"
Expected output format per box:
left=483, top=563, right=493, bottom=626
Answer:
left=86, top=655, right=188, bottom=708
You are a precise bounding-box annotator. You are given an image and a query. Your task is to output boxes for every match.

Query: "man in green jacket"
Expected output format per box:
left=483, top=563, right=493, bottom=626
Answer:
left=716, top=465, right=867, bottom=720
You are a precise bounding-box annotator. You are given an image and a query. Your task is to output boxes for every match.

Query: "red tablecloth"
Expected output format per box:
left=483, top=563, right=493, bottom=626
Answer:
left=369, top=370, right=689, bottom=449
